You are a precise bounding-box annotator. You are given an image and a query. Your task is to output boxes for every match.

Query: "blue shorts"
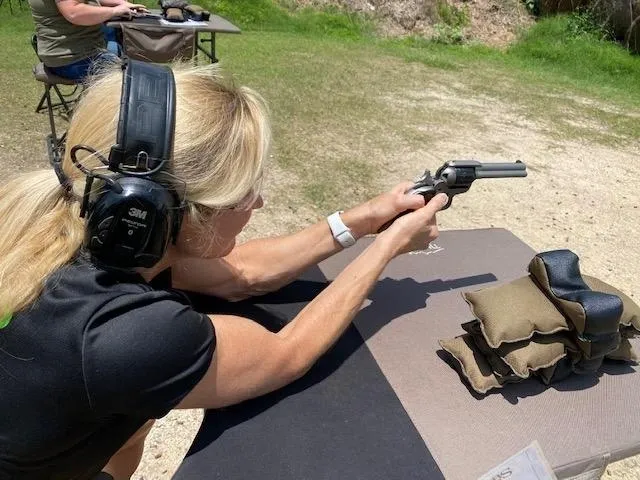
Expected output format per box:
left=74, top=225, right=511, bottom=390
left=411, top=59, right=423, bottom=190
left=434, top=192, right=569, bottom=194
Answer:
left=48, top=27, right=121, bottom=81
left=48, top=51, right=119, bottom=81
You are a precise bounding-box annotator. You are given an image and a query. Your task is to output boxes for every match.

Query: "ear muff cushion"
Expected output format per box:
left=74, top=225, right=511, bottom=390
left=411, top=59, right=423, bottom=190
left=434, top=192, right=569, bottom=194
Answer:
left=85, top=176, right=180, bottom=268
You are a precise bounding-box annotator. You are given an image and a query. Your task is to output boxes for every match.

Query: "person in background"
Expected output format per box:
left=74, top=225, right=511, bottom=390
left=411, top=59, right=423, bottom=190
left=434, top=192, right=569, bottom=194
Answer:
left=29, top=0, right=146, bottom=81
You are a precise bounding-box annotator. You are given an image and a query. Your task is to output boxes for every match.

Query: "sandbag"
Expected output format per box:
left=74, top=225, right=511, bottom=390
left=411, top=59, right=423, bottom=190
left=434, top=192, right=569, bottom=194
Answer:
left=439, top=335, right=521, bottom=394
left=583, top=275, right=640, bottom=332
left=461, top=320, right=575, bottom=378
left=606, top=338, right=639, bottom=362
left=528, top=250, right=623, bottom=338
left=462, top=276, right=569, bottom=348
left=461, top=321, right=514, bottom=378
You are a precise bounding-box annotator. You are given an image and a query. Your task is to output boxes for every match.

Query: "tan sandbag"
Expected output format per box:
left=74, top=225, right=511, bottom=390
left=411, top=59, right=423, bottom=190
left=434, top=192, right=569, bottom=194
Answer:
left=621, top=325, right=639, bottom=339
left=461, top=321, right=514, bottom=378
left=439, top=335, right=521, bottom=394
left=165, top=6, right=186, bottom=21
left=606, top=338, right=639, bottom=362
left=584, top=275, right=640, bottom=332
left=497, top=333, right=578, bottom=379
left=463, top=276, right=570, bottom=349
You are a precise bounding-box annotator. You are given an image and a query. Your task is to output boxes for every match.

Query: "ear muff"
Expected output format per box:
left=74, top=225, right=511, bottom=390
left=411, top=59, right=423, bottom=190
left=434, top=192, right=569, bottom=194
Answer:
left=73, top=59, right=184, bottom=270
left=85, top=176, right=182, bottom=269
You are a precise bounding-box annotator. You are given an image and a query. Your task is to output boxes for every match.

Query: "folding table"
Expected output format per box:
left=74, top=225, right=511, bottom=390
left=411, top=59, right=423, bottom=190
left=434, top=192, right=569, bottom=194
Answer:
left=174, top=229, right=640, bottom=480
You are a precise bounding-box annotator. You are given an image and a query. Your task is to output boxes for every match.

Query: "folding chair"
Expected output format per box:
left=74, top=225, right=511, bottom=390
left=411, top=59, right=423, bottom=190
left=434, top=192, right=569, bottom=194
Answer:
left=31, top=34, right=81, bottom=165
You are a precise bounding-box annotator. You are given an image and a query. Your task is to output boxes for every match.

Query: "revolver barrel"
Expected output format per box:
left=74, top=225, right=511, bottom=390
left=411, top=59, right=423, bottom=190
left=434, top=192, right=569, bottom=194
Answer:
left=474, top=161, right=527, bottom=179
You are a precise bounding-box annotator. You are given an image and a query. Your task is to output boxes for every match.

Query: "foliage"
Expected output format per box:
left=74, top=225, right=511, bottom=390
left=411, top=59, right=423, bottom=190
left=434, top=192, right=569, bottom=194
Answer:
left=436, top=0, right=470, bottom=27
left=432, top=23, right=466, bottom=44
left=432, top=0, right=470, bottom=44
left=523, top=0, right=536, bottom=15
left=205, top=0, right=374, bottom=38
left=565, top=9, right=612, bottom=40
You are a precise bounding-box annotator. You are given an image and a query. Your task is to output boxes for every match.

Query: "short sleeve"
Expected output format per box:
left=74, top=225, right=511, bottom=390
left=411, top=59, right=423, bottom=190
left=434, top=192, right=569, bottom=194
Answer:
left=82, top=291, right=215, bottom=418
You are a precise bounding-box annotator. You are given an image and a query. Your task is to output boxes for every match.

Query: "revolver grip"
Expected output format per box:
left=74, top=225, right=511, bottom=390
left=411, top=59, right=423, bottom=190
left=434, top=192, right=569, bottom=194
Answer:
left=376, top=189, right=449, bottom=233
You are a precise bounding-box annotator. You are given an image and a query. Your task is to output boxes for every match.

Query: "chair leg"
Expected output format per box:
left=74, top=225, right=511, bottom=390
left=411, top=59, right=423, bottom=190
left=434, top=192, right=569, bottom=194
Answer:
left=45, top=85, right=58, bottom=142
left=52, top=84, right=73, bottom=116
left=35, top=91, right=48, bottom=113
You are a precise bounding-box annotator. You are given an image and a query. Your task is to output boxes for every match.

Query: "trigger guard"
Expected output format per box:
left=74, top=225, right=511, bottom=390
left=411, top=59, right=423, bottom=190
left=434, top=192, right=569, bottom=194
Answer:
left=441, top=195, right=453, bottom=210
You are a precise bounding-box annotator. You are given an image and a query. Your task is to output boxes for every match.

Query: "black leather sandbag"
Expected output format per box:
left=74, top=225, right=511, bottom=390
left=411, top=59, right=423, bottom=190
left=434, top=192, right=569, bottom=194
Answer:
left=529, top=250, right=623, bottom=339
left=576, top=331, right=621, bottom=359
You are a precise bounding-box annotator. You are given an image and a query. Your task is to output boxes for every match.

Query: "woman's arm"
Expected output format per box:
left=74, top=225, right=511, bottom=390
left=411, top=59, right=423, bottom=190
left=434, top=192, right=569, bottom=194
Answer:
left=172, top=182, right=426, bottom=300
left=56, top=0, right=133, bottom=25
left=177, top=194, right=446, bottom=409
left=95, top=0, right=146, bottom=8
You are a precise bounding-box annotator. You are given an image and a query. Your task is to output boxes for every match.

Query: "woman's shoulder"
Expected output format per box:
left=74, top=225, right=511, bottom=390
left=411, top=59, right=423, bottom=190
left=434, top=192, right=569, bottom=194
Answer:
left=37, top=256, right=198, bottom=331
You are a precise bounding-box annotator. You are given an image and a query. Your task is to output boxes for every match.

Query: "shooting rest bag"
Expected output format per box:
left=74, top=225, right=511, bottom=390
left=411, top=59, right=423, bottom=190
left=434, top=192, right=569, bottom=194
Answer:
left=607, top=338, right=639, bottom=362
left=121, top=24, right=195, bottom=63
left=159, top=0, right=211, bottom=22
left=460, top=321, right=513, bottom=377
left=528, top=250, right=623, bottom=338
left=583, top=275, right=640, bottom=332
left=439, top=335, right=521, bottom=394
left=462, top=320, right=577, bottom=379
left=463, top=275, right=570, bottom=349
left=444, top=249, right=640, bottom=394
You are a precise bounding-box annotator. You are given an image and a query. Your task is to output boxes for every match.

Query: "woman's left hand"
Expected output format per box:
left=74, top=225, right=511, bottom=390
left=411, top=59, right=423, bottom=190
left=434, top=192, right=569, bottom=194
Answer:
left=341, top=182, right=429, bottom=238
left=123, top=2, right=148, bottom=11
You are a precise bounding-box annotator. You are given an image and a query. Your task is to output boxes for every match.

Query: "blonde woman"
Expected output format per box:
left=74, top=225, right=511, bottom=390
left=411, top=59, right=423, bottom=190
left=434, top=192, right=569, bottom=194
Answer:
left=0, top=63, right=447, bottom=480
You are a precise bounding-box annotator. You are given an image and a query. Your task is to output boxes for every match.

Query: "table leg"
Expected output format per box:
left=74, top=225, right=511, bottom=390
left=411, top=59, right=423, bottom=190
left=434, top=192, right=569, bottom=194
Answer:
left=196, top=32, right=217, bottom=63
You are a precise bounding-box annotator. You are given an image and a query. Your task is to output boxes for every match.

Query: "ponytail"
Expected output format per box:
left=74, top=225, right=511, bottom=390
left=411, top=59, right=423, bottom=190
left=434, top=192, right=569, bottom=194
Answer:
left=0, top=170, right=84, bottom=316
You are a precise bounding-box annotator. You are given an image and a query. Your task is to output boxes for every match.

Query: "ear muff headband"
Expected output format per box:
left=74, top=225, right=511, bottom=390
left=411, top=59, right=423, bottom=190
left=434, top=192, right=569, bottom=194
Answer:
left=109, top=59, right=176, bottom=173
left=78, top=59, right=184, bottom=269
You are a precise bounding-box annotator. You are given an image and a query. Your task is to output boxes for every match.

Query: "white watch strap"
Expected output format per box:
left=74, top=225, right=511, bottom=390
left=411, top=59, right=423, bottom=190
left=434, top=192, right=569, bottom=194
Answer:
left=327, top=211, right=356, bottom=248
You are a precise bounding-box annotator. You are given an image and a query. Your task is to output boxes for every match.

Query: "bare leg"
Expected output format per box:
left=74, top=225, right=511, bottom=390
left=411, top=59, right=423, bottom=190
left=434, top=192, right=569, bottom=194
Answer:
left=100, top=420, right=155, bottom=480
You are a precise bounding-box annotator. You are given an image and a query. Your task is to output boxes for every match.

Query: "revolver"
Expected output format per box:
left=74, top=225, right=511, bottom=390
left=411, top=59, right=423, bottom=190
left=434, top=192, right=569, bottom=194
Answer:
left=378, top=160, right=527, bottom=232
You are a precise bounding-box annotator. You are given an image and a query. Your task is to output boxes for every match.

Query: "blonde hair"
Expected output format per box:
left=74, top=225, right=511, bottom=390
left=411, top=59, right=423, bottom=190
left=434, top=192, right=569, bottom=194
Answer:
left=0, top=62, right=270, bottom=316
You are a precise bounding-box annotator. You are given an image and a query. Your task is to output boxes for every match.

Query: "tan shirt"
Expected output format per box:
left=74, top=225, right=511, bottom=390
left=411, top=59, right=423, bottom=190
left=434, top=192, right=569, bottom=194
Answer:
left=28, top=0, right=106, bottom=67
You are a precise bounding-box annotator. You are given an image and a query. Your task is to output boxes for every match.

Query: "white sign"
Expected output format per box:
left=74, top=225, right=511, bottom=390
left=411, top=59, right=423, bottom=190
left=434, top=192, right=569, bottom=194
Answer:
left=478, top=441, right=557, bottom=480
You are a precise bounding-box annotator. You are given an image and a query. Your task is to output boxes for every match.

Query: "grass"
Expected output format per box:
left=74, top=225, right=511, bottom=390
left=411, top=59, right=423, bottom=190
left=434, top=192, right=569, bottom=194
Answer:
left=1, top=1, right=639, bottom=211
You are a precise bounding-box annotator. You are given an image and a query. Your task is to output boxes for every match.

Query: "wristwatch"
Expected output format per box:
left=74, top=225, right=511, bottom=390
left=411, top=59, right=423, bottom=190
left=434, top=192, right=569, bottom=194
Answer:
left=327, top=211, right=356, bottom=248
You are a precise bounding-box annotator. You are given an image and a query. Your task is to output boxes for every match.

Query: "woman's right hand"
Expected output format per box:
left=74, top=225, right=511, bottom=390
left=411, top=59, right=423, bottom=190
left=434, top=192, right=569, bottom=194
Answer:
left=377, top=192, right=448, bottom=258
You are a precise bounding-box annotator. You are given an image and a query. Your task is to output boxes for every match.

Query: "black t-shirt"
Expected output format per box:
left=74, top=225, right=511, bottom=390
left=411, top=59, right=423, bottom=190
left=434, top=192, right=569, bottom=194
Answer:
left=0, top=257, right=215, bottom=479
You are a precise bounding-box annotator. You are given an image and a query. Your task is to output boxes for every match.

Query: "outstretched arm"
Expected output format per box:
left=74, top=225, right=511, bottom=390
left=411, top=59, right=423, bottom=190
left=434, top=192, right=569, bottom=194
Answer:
left=172, top=182, right=426, bottom=300
left=95, top=0, right=146, bottom=8
left=178, top=193, right=447, bottom=409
